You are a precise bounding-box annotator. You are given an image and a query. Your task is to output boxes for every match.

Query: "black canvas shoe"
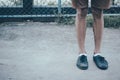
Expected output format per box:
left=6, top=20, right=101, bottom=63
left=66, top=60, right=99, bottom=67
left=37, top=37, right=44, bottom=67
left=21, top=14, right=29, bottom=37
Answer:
left=76, top=55, right=88, bottom=70
left=93, top=55, right=108, bottom=70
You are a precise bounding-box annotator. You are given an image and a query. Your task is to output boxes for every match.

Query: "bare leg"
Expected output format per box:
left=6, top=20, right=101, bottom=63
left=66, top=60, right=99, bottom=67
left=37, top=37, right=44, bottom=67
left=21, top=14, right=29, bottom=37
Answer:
left=76, top=8, right=88, bottom=53
left=92, top=7, right=104, bottom=53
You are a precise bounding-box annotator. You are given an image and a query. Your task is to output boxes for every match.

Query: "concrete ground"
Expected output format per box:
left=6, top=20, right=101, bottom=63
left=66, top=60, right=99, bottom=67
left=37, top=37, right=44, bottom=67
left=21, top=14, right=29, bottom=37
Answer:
left=0, top=22, right=120, bottom=80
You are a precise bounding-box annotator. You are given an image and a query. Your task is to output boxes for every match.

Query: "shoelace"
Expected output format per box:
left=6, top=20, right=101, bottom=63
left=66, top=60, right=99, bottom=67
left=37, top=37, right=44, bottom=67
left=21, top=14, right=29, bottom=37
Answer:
left=99, top=56, right=105, bottom=63
left=80, top=56, right=87, bottom=62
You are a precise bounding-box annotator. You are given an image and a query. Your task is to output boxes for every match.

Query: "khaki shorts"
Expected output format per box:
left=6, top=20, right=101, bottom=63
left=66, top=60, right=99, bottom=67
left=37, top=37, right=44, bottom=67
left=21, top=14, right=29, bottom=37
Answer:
left=76, top=0, right=111, bottom=9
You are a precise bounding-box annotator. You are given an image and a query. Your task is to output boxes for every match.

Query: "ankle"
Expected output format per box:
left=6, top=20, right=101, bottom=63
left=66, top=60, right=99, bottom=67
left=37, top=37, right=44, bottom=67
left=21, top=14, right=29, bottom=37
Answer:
left=94, top=53, right=101, bottom=56
left=80, top=51, right=87, bottom=54
left=94, top=52, right=101, bottom=54
left=94, top=51, right=101, bottom=54
left=79, top=52, right=87, bottom=56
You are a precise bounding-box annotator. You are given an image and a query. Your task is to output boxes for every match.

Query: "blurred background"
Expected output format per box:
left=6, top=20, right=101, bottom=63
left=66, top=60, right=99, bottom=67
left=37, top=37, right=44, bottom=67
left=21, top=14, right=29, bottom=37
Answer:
left=0, top=0, right=120, bottom=28
left=0, top=0, right=120, bottom=7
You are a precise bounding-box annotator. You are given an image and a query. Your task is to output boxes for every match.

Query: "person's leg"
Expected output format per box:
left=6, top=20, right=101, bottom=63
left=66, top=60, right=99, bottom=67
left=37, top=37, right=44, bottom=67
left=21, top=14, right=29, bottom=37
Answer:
left=76, top=9, right=89, bottom=70
left=73, top=0, right=89, bottom=70
left=92, top=8, right=109, bottom=70
left=91, top=0, right=111, bottom=54
left=76, top=8, right=88, bottom=53
left=92, top=7, right=103, bottom=54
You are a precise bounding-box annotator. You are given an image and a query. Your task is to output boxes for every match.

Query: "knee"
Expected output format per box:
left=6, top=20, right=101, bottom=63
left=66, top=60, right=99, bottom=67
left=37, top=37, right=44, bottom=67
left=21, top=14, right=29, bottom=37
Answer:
left=77, top=8, right=88, bottom=19
left=92, top=7, right=103, bottom=19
